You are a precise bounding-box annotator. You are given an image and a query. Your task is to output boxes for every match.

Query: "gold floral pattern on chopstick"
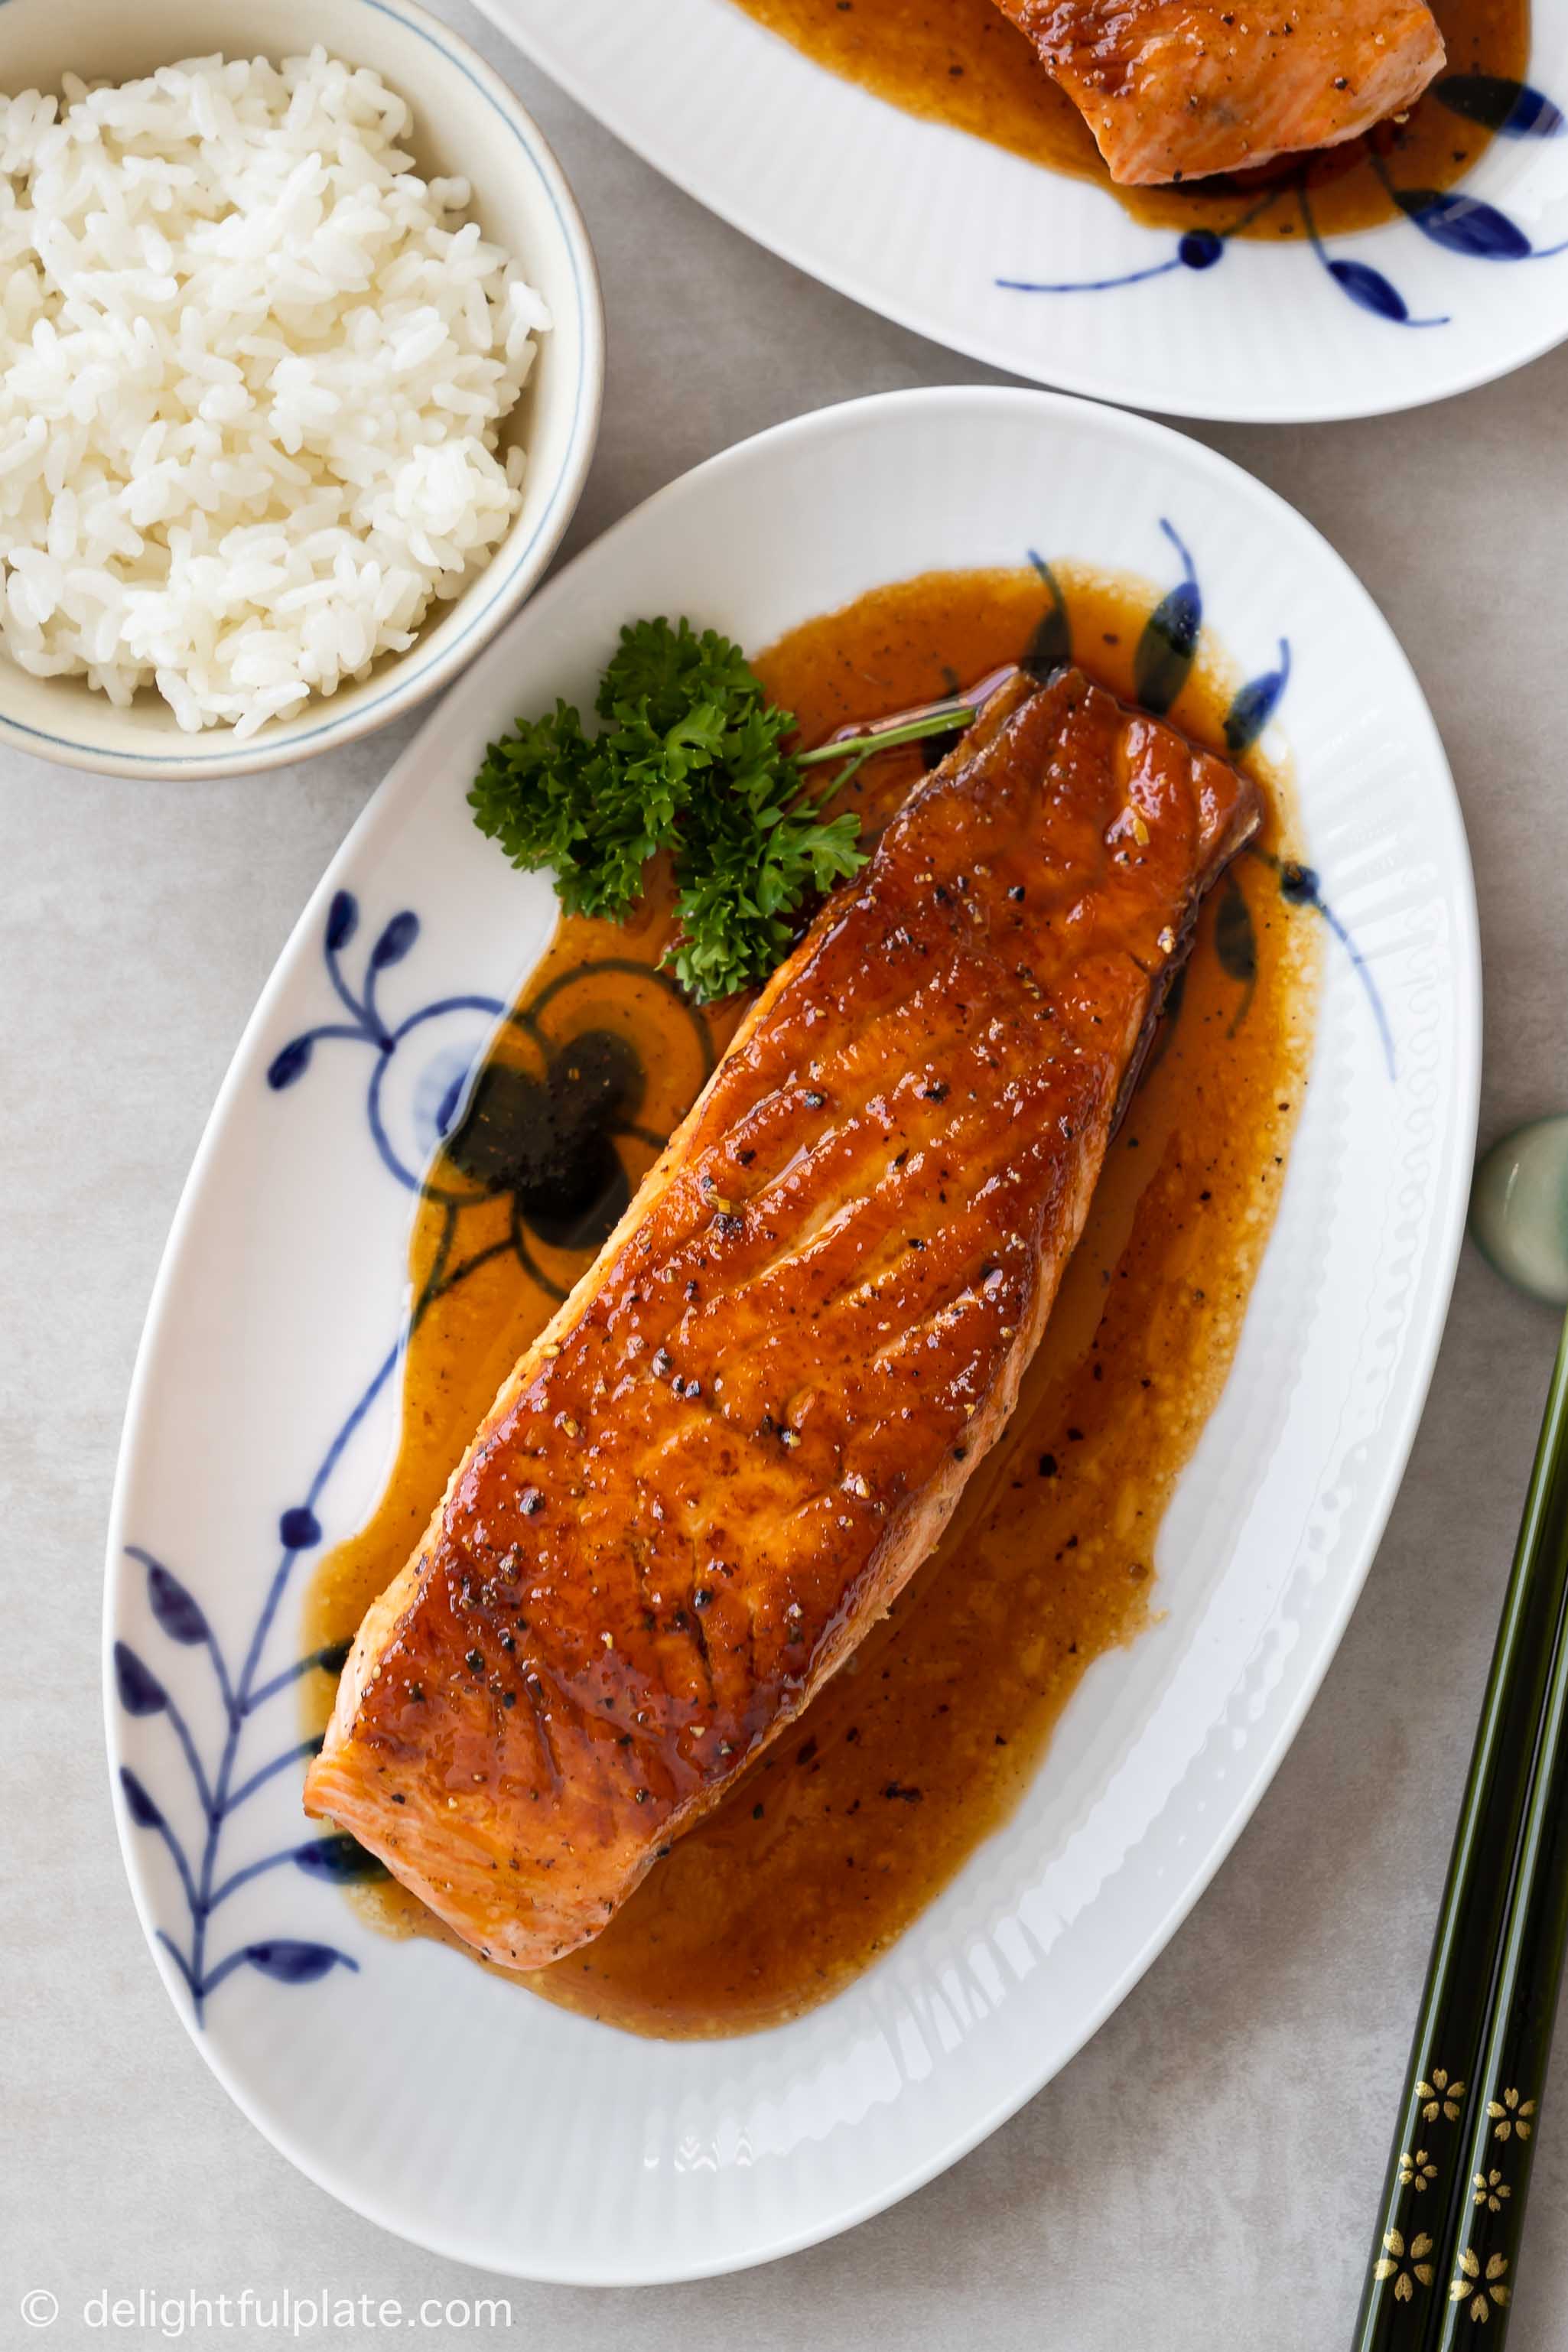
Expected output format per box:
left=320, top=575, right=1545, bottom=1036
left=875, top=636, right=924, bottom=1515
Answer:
left=1415, top=2067, right=1466, bottom=2123
left=1449, top=2247, right=1510, bottom=2321
left=1472, top=2169, right=1511, bottom=2212
left=1397, top=2148, right=1438, bottom=2191
left=1487, top=2087, right=1535, bottom=2141
left=1374, top=2229, right=1435, bottom=2302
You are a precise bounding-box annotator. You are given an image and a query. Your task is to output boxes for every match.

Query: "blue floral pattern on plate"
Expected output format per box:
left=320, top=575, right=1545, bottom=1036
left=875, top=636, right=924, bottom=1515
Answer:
left=999, top=76, right=1568, bottom=327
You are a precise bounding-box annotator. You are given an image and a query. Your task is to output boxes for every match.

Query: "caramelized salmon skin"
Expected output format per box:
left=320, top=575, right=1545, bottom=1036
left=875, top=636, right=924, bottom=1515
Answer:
left=304, top=669, right=1261, bottom=1969
left=995, top=0, right=1446, bottom=184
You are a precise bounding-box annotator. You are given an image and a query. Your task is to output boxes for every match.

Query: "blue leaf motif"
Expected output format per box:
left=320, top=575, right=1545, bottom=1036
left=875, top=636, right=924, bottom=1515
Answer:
left=1023, top=552, right=1072, bottom=678
left=120, top=1765, right=166, bottom=1831
left=242, top=1940, right=353, bottom=1985
left=294, top=1833, right=388, bottom=1883
left=1134, top=521, right=1202, bottom=716
left=1224, top=639, right=1292, bottom=754
left=325, top=890, right=359, bottom=952
left=1397, top=190, right=1532, bottom=259
left=147, top=1560, right=210, bottom=1647
left=1327, top=259, right=1412, bottom=320
left=369, top=910, right=419, bottom=969
left=1214, top=873, right=1258, bottom=984
left=1433, top=73, right=1565, bottom=135
left=114, top=1641, right=168, bottom=1716
left=265, top=1035, right=313, bottom=1091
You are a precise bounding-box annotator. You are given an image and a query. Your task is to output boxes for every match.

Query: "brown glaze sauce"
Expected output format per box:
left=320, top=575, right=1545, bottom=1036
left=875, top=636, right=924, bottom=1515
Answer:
left=727, top=0, right=1527, bottom=239
left=304, top=564, right=1318, bottom=2038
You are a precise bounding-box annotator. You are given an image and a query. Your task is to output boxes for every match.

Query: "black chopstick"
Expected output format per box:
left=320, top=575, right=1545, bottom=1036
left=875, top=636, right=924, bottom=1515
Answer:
left=1349, top=1316, right=1568, bottom=2348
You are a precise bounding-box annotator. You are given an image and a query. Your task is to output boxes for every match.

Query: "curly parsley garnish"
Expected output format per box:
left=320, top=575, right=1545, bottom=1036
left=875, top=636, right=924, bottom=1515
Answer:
left=468, top=616, right=971, bottom=1004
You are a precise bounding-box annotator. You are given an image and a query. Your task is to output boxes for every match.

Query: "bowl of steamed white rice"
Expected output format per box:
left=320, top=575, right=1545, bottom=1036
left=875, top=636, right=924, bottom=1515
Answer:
left=0, top=0, right=603, bottom=776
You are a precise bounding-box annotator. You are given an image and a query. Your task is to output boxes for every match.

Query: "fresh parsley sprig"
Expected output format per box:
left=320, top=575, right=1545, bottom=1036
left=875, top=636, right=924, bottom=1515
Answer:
left=468, top=616, right=972, bottom=1003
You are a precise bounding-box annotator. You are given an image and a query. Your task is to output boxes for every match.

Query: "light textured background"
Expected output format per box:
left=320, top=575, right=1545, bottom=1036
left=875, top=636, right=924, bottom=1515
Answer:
left=5, top=5, right=1568, bottom=2344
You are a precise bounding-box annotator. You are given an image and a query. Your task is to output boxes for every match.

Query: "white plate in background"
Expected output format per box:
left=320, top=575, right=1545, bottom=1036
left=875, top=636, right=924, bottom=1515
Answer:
left=477, top=0, right=1568, bottom=421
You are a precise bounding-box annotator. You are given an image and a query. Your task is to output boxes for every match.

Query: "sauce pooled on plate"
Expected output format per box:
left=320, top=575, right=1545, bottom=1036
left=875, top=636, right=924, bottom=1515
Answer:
left=727, top=0, right=1526, bottom=239
left=304, top=563, right=1319, bottom=2036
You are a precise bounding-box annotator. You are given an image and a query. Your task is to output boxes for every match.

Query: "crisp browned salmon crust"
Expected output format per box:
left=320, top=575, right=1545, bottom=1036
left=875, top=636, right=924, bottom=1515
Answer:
left=995, top=0, right=1446, bottom=184
left=304, top=667, right=1261, bottom=1969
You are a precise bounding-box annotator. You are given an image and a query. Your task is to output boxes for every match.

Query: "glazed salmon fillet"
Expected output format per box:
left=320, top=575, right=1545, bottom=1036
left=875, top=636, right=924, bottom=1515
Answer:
left=304, top=666, right=1260, bottom=1970
left=995, top=0, right=1446, bottom=184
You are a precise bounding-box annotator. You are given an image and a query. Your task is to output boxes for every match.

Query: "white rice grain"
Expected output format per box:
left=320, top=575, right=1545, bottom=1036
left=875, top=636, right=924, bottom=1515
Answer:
left=0, top=49, right=548, bottom=737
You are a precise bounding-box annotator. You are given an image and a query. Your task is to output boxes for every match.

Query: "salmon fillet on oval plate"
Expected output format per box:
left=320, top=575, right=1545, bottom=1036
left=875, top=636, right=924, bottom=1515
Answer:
left=108, top=387, right=1478, bottom=2281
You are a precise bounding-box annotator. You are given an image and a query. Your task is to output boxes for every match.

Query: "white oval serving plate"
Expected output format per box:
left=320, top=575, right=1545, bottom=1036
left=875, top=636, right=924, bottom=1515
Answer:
left=106, top=386, right=1479, bottom=2282
left=476, top=0, right=1568, bottom=422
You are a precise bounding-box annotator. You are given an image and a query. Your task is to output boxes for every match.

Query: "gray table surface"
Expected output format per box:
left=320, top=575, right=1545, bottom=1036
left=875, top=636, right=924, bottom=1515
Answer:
left=6, top=6, right=1568, bottom=2344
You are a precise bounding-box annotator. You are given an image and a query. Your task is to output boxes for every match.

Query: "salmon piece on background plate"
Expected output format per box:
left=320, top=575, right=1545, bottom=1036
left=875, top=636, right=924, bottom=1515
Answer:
left=994, top=0, right=1446, bottom=184
left=304, top=665, right=1261, bottom=1970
